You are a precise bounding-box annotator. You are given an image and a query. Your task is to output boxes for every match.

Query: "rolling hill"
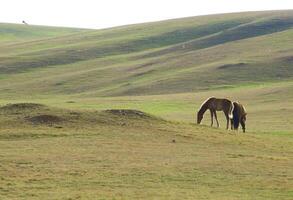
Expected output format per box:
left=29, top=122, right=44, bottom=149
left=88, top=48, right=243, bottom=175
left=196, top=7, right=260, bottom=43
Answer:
left=0, top=10, right=292, bottom=97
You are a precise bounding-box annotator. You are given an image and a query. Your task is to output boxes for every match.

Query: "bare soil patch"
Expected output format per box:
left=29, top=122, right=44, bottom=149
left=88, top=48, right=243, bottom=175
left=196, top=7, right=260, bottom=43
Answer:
left=27, top=114, right=64, bottom=125
left=104, top=109, right=152, bottom=119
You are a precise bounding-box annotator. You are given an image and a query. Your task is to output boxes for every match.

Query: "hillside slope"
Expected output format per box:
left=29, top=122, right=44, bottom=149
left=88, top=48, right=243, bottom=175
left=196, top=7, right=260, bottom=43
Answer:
left=0, top=10, right=292, bottom=97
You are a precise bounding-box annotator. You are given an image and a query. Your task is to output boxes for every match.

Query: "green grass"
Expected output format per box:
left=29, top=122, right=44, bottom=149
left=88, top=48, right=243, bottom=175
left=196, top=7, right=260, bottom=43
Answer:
left=0, top=104, right=292, bottom=199
left=0, top=10, right=293, bottom=199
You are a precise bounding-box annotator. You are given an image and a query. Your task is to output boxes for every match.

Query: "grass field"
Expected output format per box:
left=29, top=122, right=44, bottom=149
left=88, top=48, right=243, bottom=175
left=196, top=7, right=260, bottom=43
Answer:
left=0, top=103, right=292, bottom=199
left=0, top=10, right=293, bottom=199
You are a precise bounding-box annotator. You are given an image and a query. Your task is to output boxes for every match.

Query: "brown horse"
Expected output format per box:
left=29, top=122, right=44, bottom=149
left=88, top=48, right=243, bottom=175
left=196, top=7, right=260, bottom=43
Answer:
left=231, top=102, right=247, bottom=132
left=197, top=97, right=234, bottom=129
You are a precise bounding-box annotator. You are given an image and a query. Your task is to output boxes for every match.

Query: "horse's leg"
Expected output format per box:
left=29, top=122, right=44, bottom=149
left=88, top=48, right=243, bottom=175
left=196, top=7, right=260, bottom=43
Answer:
left=214, top=111, right=219, bottom=128
left=230, top=119, right=234, bottom=130
left=225, top=113, right=229, bottom=130
left=240, top=119, right=246, bottom=133
left=210, top=109, right=213, bottom=127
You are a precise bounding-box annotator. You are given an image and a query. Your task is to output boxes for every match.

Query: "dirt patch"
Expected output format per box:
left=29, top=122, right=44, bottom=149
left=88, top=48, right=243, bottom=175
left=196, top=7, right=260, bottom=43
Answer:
left=218, top=63, right=247, bottom=69
left=27, top=115, right=64, bottom=125
left=104, top=109, right=152, bottom=118
left=1, top=103, right=45, bottom=110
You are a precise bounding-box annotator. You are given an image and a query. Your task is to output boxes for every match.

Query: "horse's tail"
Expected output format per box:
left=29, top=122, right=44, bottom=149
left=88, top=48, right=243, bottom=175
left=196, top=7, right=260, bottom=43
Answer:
left=228, top=102, right=234, bottom=119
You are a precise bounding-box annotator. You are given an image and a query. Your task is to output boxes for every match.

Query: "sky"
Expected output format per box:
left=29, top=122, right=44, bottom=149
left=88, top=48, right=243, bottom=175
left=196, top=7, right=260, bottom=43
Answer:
left=1, top=0, right=293, bottom=29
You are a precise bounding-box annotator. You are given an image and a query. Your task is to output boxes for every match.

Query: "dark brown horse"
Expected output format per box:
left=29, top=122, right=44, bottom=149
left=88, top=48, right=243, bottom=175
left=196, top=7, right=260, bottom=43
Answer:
left=197, top=97, right=234, bottom=129
left=231, top=102, right=247, bottom=132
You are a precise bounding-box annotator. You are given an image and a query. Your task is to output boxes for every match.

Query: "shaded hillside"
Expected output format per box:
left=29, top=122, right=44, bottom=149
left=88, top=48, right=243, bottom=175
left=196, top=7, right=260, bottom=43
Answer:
left=0, top=10, right=292, bottom=96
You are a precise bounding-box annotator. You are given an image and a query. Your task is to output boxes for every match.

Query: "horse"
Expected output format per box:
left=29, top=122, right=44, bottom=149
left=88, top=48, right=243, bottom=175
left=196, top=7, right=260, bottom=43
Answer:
left=197, top=97, right=234, bottom=129
left=231, top=102, right=247, bottom=133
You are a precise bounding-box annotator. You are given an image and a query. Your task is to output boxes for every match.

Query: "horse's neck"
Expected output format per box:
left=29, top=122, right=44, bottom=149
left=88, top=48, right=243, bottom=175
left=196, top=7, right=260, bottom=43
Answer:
left=199, top=103, right=208, bottom=115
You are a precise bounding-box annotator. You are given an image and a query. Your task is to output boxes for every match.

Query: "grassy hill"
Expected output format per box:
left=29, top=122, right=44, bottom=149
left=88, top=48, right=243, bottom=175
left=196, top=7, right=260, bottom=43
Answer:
left=0, top=10, right=292, bottom=96
left=0, top=10, right=293, bottom=199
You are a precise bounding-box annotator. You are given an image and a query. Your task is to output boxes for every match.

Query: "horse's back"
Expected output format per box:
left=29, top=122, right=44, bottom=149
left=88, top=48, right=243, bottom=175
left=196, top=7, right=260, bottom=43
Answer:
left=215, top=98, right=232, bottom=110
left=202, top=97, right=232, bottom=111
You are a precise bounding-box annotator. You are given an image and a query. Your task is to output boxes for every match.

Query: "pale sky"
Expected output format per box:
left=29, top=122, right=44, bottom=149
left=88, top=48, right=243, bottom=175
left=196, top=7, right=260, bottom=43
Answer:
left=1, top=0, right=293, bottom=29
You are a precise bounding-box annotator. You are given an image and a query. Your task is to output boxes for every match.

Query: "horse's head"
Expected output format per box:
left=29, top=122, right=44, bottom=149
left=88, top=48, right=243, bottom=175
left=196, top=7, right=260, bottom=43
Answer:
left=197, top=111, right=203, bottom=124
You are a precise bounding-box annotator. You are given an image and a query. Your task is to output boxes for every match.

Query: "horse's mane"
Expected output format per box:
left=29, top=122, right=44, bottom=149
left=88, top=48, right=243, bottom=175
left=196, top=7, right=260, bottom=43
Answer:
left=242, top=105, right=247, bottom=115
left=198, top=97, right=213, bottom=114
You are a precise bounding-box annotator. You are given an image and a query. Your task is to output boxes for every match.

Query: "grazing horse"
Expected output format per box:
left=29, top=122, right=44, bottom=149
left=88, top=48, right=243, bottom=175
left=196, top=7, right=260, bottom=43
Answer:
left=197, top=97, right=234, bottom=129
left=231, top=102, right=247, bottom=133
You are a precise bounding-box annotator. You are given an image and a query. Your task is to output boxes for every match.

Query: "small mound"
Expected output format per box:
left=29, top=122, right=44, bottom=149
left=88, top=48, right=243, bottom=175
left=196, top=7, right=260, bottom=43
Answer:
left=27, top=115, right=63, bottom=125
left=1, top=103, right=45, bottom=110
left=104, top=109, right=152, bottom=118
